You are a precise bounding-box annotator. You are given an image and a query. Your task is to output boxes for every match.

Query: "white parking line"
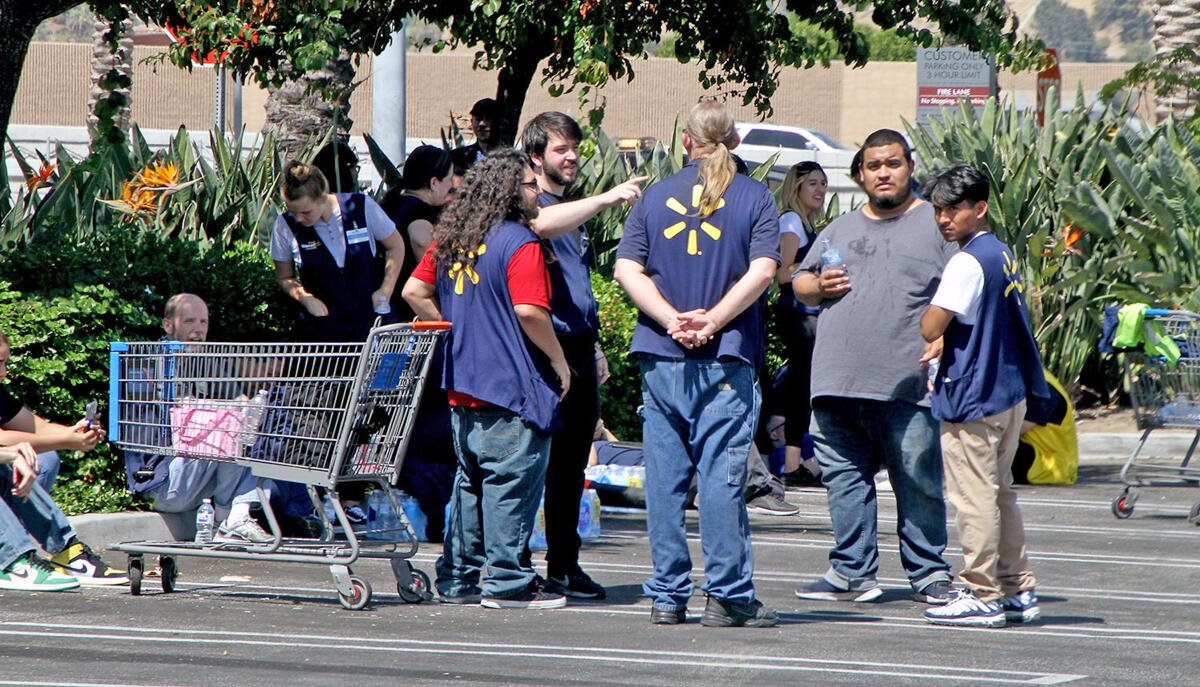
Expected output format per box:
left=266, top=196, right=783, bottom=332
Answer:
left=0, top=623, right=1086, bottom=684
left=0, top=682, right=175, bottom=687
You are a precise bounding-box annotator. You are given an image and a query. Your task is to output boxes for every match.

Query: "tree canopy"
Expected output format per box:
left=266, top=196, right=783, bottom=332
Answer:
left=135, top=0, right=1043, bottom=141
left=3, top=1, right=1045, bottom=146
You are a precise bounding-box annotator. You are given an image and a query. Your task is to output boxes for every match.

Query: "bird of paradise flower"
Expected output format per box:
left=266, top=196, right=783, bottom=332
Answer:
left=100, top=161, right=196, bottom=217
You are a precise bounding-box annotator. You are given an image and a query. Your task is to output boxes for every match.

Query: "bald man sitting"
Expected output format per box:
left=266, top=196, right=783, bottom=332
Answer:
left=124, top=294, right=274, bottom=544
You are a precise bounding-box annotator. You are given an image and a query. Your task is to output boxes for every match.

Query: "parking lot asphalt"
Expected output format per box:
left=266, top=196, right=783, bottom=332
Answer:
left=4, top=457, right=1199, bottom=687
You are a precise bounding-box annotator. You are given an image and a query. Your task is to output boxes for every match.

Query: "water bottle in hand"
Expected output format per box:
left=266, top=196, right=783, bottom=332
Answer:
left=195, top=498, right=215, bottom=544
left=820, top=239, right=845, bottom=274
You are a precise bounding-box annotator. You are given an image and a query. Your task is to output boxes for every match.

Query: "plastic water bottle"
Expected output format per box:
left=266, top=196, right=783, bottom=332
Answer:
left=373, top=294, right=391, bottom=315
left=194, top=498, right=215, bottom=544
left=367, top=489, right=388, bottom=539
left=577, top=488, right=601, bottom=541
left=821, top=238, right=845, bottom=274
left=240, top=389, right=269, bottom=446
left=927, top=358, right=940, bottom=388
left=397, top=490, right=428, bottom=542
left=529, top=496, right=548, bottom=551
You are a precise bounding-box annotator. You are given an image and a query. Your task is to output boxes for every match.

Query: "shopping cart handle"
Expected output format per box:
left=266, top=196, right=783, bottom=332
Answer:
left=1144, top=308, right=1174, bottom=317
left=411, top=321, right=452, bottom=331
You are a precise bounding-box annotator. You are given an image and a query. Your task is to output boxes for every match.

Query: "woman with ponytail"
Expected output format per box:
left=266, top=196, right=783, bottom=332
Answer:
left=613, top=100, right=781, bottom=628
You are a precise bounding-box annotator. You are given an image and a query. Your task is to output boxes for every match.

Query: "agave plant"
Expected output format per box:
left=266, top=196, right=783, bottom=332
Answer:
left=909, top=90, right=1121, bottom=392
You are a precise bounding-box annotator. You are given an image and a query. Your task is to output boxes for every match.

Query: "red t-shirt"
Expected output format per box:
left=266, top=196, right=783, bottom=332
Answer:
left=411, top=242, right=551, bottom=406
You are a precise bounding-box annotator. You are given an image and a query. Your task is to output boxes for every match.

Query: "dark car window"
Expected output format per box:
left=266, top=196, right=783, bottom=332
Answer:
left=741, top=129, right=814, bottom=150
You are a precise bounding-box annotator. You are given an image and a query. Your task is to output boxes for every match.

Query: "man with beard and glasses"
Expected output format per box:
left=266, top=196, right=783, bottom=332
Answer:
left=790, top=129, right=956, bottom=606
left=402, top=148, right=572, bottom=610
left=517, top=111, right=645, bottom=600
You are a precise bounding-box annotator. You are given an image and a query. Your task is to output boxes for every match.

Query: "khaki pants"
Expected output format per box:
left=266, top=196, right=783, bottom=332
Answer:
left=940, top=400, right=1036, bottom=601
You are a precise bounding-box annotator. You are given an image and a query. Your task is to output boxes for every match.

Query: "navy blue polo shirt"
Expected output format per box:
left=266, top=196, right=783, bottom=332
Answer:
left=539, top=191, right=600, bottom=340
left=616, top=161, right=780, bottom=365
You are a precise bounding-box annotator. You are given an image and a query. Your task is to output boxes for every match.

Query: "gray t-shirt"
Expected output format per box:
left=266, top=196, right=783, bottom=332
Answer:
left=797, top=201, right=956, bottom=405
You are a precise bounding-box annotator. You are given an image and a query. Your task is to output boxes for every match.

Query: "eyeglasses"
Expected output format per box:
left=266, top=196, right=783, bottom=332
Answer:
left=520, top=180, right=541, bottom=191
left=791, top=162, right=822, bottom=173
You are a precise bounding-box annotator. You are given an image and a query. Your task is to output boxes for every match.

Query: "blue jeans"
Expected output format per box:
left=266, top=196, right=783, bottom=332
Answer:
left=436, top=406, right=550, bottom=599
left=810, top=397, right=951, bottom=590
left=639, top=357, right=760, bottom=611
left=0, top=464, right=75, bottom=570
left=148, top=457, right=265, bottom=516
left=35, top=451, right=60, bottom=494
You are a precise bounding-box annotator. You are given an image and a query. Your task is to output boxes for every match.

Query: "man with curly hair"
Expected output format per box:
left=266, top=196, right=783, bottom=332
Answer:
left=402, top=148, right=572, bottom=610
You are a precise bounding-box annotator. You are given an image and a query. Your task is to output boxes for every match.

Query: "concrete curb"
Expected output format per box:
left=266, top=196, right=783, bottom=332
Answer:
left=69, top=511, right=193, bottom=550
left=1077, top=431, right=1198, bottom=461
left=70, top=431, right=1200, bottom=549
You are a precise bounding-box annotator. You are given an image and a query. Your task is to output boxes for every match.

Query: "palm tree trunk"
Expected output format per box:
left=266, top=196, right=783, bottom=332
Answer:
left=262, top=51, right=356, bottom=160
left=1152, top=0, right=1200, bottom=120
left=87, top=6, right=135, bottom=153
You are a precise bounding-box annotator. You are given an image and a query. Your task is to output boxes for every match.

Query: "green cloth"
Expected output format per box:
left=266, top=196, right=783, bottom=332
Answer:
left=1114, top=303, right=1181, bottom=366
left=1113, top=304, right=1148, bottom=348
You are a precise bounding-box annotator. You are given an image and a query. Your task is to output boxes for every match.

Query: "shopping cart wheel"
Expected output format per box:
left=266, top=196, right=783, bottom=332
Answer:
left=128, top=555, right=143, bottom=596
left=160, top=556, right=178, bottom=593
left=1188, top=501, right=1200, bottom=526
left=338, top=575, right=372, bottom=611
left=1111, top=490, right=1137, bottom=519
left=397, top=569, right=431, bottom=604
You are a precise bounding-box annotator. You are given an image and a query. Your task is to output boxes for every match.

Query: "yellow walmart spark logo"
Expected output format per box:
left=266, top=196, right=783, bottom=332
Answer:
left=663, top=185, right=723, bottom=256
left=1002, top=251, right=1024, bottom=298
left=448, top=243, right=487, bottom=295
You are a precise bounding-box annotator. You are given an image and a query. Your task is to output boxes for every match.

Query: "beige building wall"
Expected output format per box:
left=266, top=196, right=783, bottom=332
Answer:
left=13, top=44, right=1138, bottom=148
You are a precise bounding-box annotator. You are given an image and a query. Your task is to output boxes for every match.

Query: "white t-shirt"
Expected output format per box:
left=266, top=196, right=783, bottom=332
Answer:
left=930, top=232, right=987, bottom=325
left=779, top=211, right=811, bottom=251
left=270, top=193, right=397, bottom=268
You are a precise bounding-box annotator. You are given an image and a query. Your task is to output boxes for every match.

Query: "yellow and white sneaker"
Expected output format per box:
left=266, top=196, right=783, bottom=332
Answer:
left=50, top=541, right=130, bottom=586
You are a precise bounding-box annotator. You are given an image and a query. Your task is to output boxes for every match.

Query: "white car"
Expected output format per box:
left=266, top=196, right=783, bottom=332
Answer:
left=734, top=122, right=849, bottom=168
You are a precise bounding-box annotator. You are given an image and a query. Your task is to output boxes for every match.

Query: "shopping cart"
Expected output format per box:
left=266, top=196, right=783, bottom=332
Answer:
left=107, top=321, right=450, bottom=609
left=1111, top=309, right=1200, bottom=524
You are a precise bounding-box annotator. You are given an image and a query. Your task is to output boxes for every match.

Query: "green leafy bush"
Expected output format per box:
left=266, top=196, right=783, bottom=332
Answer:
left=910, top=92, right=1200, bottom=401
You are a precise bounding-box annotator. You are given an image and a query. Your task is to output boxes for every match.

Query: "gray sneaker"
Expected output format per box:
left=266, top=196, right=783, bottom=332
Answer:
left=217, top=518, right=274, bottom=544
left=915, top=580, right=955, bottom=605
left=795, top=578, right=883, bottom=602
left=746, top=493, right=800, bottom=516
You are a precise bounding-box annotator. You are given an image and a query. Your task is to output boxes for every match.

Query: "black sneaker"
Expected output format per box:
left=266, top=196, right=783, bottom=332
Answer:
left=701, top=596, right=779, bottom=628
left=545, top=567, right=607, bottom=599
left=781, top=468, right=824, bottom=488
left=480, top=588, right=567, bottom=610
left=650, top=607, right=687, bottom=625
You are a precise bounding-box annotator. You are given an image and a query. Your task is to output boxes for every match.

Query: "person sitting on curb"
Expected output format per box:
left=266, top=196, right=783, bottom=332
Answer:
left=0, top=334, right=105, bottom=493
left=0, top=438, right=128, bottom=589
left=0, top=330, right=129, bottom=584
left=123, top=293, right=275, bottom=544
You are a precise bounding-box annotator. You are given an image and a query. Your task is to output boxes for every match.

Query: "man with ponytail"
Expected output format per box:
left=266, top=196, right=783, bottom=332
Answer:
left=614, top=100, right=780, bottom=628
left=402, top=148, right=572, bottom=610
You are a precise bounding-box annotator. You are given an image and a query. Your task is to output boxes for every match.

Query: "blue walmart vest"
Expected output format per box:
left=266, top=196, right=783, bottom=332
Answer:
left=436, top=220, right=561, bottom=433
left=932, top=233, right=1051, bottom=423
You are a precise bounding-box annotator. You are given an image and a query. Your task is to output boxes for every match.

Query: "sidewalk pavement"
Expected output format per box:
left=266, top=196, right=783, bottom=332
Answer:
left=69, top=430, right=1198, bottom=549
